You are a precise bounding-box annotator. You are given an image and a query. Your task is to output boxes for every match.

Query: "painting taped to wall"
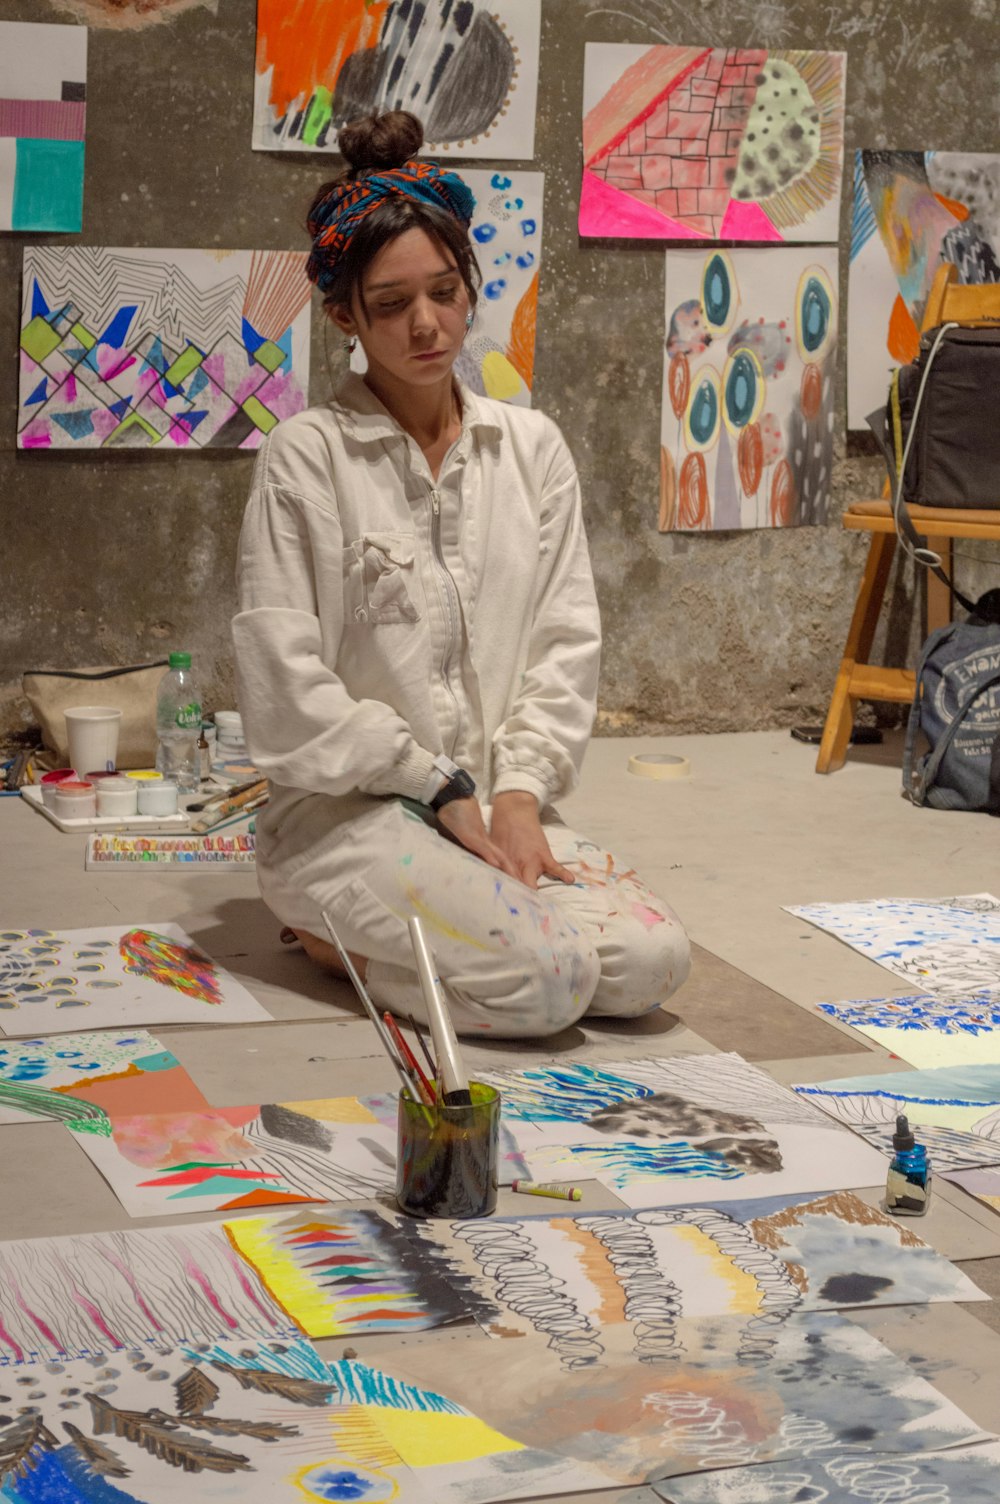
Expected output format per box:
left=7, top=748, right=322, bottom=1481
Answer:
left=0, top=21, right=86, bottom=234
left=795, top=1062, right=1000, bottom=1171
left=353, top=169, right=544, bottom=405
left=253, top=0, right=541, bottom=160
left=660, top=246, right=837, bottom=531
left=581, top=44, right=845, bottom=242
left=406, top=1189, right=984, bottom=1364
left=18, top=246, right=311, bottom=452
left=0, top=1028, right=207, bottom=1126
left=787, top=893, right=1000, bottom=1001
left=848, top=150, right=1000, bottom=429
left=0, top=924, right=269, bottom=1036
left=480, top=1053, right=887, bottom=1207
left=69, top=1097, right=400, bottom=1217
left=818, top=994, right=1000, bottom=1069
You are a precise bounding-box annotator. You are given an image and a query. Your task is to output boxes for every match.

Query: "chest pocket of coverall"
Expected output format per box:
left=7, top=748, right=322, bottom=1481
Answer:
left=343, top=533, right=421, bottom=625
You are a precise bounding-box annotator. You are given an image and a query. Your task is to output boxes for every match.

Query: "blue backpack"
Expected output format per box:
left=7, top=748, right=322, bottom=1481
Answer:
left=903, top=594, right=1000, bottom=813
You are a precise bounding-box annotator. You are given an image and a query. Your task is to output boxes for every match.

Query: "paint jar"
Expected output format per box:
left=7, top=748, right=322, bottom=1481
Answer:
left=53, top=780, right=97, bottom=819
left=396, top=1082, right=500, bottom=1218
left=124, top=769, right=161, bottom=782
left=39, top=769, right=75, bottom=809
left=95, top=776, right=138, bottom=818
left=136, top=779, right=178, bottom=816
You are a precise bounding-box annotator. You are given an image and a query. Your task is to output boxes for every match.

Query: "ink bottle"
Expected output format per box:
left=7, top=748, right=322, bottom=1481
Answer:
left=886, top=1114, right=932, bottom=1216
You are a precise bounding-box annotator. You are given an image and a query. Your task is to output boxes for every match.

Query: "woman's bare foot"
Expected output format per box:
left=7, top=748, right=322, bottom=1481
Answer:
left=279, top=925, right=368, bottom=982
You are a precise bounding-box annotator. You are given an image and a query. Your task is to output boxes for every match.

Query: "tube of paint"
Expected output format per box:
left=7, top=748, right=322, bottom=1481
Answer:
left=886, top=1114, right=932, bottom=1215
left=512, top=1181, right=582, bottom=1201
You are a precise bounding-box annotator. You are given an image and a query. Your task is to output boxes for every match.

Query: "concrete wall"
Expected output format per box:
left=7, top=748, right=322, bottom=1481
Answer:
left=2, top=0, right=998, bottom=746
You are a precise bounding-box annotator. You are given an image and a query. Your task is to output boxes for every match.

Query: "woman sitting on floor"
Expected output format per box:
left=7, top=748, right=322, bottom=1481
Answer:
left=233, top=110, right=690, bottom=1038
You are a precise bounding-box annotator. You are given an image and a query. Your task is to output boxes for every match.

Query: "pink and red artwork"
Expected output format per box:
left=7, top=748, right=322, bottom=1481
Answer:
left=581, top=44, right=845, bottom=243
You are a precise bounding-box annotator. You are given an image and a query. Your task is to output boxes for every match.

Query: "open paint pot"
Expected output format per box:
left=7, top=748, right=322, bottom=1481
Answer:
left=40, top=769, right=75, bottom=809
left=136, top=779, right=178, bottom=816
left=95, top=776, right=138, bottom=817
left=396, top=1082, right=500, bottom=1218
left=53, top=780, right=97, bottom=819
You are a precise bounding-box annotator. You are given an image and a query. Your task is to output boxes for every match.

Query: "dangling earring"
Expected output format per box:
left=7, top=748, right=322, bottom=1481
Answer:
left=345, top=335, right=357, bottom=353
left=465, top=311, right=474, bottom=333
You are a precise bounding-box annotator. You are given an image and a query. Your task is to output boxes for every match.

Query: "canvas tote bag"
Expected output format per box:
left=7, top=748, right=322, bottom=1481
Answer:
left=22, top=662, right=168, bottom=768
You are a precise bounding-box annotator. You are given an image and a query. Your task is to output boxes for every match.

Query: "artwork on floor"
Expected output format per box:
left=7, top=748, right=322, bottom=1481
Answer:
left=659, top=1441, right=1000, bottom=1503
left=253, top=0, right=541, bottom=160
left=224, top=1206, right=485, bottom=1339
left=0, top=1223, right=300, bottom=1365
left=69, top=1097, right=400, bottom=1217
left=478, top=1053, right=888, bottom=1208
left=580, top=44, right=845, bottom=241
left=787, top=893, right=1000, bottom=1001
left=17, top=245, right=312, bottom=452
left=47, top=0, right=213, bottom=29
left=0, top=21, right=86, bottom=233
left=818, top=994, right=1000, bottom=1069
left=352, top=169, right=544, bottom=406
left=945, top=1165, right=1000, bottom=1214
left=0, top=1028, right=207, bottom=1126
left=0, top=925, right=269, bottom=1035
left=380, top=1311, right=989, bottom=1485
left=406, top=1189, right=985, bottom=1365
left=848, top=150, right=1000, bottom=429
left=659, top=246, right=837, bottom=532
left=795, top=1063, right=1000, bottom=1171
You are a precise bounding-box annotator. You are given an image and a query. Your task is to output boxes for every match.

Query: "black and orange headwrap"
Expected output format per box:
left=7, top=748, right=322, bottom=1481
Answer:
left=306, top=160, right=476, bottom=295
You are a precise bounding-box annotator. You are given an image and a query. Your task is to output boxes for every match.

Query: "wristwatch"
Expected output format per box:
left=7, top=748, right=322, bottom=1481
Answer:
left=428, top=755, right=476, bottom=811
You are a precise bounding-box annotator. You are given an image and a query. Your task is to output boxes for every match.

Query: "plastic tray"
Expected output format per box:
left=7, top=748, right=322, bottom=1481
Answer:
left=20, top=783, right=190, bottom=834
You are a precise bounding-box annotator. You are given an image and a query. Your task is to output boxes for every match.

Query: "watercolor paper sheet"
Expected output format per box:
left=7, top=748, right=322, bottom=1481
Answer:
left=787, top=894, right=1000, bottom=1001
left=818, top=994, right=1000, bottom=1069
left=659, top=1442, right=1000, bottom=1504
left=945, top=1166, right=1000, bottom=1215
left=253, top=0, right=541, bottom=160
left=581, top=44, right=845, bottom=241
left=405, top=1190, right=985, bottom=1363
left=0, top=925, right=269, bottom=1036
left=68, top=1097, right=401, bottom=1217
left=0, top=1028, right=208, bottom=1126
left=659, top=246, right=837, bottom=532
left=379, top=1312, right=990, bottom=1486
left=480, top=1054, right=887, bottom=1208
left=795, top=1063, right=1000, bottom=1171
left=849, top=150, right=1000, bottom=429
left=18, top=246, right=311, bottom=452
left=0, top=21, right=87, bottom=233
left=353, top=168, right=543, bottom=406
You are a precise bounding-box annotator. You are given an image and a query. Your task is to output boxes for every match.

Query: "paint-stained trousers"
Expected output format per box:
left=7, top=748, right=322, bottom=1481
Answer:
left=259, top=797, right=690, bottom=1039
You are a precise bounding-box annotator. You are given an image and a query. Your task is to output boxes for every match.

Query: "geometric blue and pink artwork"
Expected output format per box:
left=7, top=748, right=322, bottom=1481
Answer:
left=0, top=22, right=87, bottom=234
left=18, top=246, right=312, bottom=450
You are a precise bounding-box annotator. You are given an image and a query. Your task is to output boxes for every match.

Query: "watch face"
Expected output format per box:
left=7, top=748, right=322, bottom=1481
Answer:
left=431, top=768, right=476, bottom=808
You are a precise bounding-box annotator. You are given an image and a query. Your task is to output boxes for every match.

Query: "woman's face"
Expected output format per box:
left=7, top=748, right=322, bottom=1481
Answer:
left=335, top=226, right=471, bottom=391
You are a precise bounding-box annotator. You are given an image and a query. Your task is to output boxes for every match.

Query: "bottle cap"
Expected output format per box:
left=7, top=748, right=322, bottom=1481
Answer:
left=168, top=652, right=192, bottom=670
left=892, top=1114, right=916, bottom=1151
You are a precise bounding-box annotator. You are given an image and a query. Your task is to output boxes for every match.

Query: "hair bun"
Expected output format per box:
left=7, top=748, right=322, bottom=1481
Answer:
left=339, top=111, right=424, bottom=171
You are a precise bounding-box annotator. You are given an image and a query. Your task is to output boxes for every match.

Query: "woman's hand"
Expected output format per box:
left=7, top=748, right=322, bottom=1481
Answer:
left=489, top=791, right=575, bottom=890
left=436, top=797, right=519, bottom=878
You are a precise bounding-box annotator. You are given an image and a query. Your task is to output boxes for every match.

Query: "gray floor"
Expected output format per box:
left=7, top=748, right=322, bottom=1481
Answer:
left=4, top=730, right=1000, bottom=1503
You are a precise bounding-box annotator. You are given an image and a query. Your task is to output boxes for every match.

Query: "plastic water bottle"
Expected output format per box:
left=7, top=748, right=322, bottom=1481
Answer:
left=155, top=652, right=203, bottom=793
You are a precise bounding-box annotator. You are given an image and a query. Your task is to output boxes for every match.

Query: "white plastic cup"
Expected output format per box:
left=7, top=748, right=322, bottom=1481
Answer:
left=64, top=706, right=122, bottom=779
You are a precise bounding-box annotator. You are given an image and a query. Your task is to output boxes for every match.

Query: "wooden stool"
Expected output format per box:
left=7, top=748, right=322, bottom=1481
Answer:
left=816, top=501, right=1000, bottom=773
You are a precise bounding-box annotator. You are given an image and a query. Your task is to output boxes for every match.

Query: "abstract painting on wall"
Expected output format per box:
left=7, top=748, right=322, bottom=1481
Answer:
left=253, top=0, right=541, bottom=160
left=581, top=44, right=845, bottom=241
left=406, top=1190, right=984, bottom=1365
left=352, top=169, right=544, bottom=405
left=380, top=1311, right=988, bottom=1485
left=0, top=1028, right=207, bottom=1126
left=818, top=994, right=1000, bottom=1069
left=787, top=893, right=1000, bottom=1001
left=69, top=1097, right=400, bottom=1216
left=795, top=1062, right=1000, bottom=1171
left=848, top=150, right=1000, bottom=429
left=18, top=246, right=312, bottom=452
left=479, top=1053, right=887, bottom=1207
left=0, top=21, right=87, bottom=233
left=659, top=246, right=837, bottom=531
left=660, top=1442, right=1000, bottom=1504
left=0, top=924, right=269, bottom=1036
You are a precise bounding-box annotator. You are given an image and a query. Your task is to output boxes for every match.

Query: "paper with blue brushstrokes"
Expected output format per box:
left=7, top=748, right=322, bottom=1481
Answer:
left=818, top=994, right=1000, bottom=1068
left=786, top=893, right=1000, bottom=1001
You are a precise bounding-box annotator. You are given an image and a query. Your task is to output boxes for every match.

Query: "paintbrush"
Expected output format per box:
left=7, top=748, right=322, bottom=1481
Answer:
left=192, top=779, right=267, bottom=832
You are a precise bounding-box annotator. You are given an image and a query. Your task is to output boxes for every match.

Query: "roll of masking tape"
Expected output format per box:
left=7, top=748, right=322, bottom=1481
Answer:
left=627, top=752, right=690, bottom=781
